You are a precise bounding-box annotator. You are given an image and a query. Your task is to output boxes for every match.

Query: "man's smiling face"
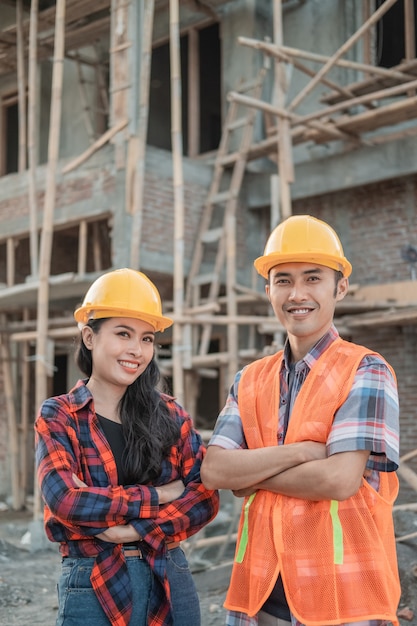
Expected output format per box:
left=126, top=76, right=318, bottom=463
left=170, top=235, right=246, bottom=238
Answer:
left=266, top=262, right=348, bottom=356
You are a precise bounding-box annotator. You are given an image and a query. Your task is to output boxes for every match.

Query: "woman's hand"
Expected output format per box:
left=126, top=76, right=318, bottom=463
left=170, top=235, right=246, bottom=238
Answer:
left=96, top=524, right=141, bottom=543
left=72, top=473, right=87, bottom=488
left=71, top=475, right=141, bottom=543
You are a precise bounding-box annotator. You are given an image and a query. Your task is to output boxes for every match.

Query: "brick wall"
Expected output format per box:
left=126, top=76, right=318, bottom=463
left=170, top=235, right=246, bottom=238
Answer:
left=293, top=175, right=417, bottom=285
left=142, top=170, right=206, bottom=263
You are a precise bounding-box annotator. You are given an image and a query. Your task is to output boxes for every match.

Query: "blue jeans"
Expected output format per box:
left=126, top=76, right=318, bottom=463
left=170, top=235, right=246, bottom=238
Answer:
left=56, top=547, right=200, bottom=625
left=167, top=547, right=201, bottom=625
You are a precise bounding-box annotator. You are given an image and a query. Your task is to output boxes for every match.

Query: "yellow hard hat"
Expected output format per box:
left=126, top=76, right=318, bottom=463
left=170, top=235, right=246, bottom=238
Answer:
left=74, top=268, right=173, bottom=332
left=254, top=215, right=352, bottom=279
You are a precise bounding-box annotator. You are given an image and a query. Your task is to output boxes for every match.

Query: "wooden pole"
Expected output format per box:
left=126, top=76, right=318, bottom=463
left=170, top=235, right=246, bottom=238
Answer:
left=288, top=0, right=401, bottom=112
left=238, top=36, right=415, bottom=91
left=28, top=0, right=39, bottom=277
left=404, top=0, right=416, bottom=60
left=34, top=0, right=66, bottom=520
left=187, top=27, right=200, bottom=157
left=226, top=209, right=238, bottom=386
left=16, top=0, right=27, bottom=173
left=273, top=0, right=292, bottom=220
left=62, top=119, right=128, bottom=174
left=0, top=316, right=22, bottom=510
left=20, top=309, right=31, bottom=502
left=362, top=0, right=372, bottom=72
left=277, top=44, right=415, bottom=82
left=294, top=77, right=417, bottom=127
left=6, top=237, right=15, bottom=286
left=170, top=0, right=185, bottom=406
left=130, top=0, right=155, bottom=269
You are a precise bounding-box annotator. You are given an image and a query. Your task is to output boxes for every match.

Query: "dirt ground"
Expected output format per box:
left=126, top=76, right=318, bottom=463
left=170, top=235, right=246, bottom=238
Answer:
left=1, top=507, right=417, bottom=626
left=0, top=508, right=228, bottom=626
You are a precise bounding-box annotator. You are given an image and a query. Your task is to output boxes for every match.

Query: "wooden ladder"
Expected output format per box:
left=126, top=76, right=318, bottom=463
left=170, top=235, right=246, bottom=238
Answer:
left=185, top=67, right=267, bottom=381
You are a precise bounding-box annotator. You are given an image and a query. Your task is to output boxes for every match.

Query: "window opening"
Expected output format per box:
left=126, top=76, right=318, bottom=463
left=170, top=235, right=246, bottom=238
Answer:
left=53, top=353, right=68, bottom=396
left=376, top=0, right=417, bottom=67
left=1, top=94, right=19, bottom=175
left=148, top=22, right=221, bottom=155
left=199, top=23, right=221, bottom=153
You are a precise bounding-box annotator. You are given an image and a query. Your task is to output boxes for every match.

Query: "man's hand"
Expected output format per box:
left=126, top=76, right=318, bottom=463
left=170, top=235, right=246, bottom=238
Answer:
left=155, top=479, right=185, bottom=503
left=295, top=441, right=327, bottom=461
left=232, top=487, right=257, bottom=498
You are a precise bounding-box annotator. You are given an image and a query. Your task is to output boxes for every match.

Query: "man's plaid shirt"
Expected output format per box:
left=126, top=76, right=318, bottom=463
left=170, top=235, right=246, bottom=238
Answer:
left=35, top=379, right=219, bottom=626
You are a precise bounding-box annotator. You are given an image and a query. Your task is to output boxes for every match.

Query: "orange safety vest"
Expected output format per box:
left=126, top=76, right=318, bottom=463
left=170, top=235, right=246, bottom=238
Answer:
left=225, top=337, right=400, bottom=626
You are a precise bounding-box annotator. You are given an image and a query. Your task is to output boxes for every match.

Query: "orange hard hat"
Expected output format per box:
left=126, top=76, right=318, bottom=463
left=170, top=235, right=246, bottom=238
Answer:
left=74, top=268, right=173, bottom=332
left=254, top=215, right=352, bottom=278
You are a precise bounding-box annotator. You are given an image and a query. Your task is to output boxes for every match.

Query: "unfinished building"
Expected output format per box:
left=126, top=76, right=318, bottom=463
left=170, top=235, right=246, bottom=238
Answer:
left=0, top=0, right=416, bottom=515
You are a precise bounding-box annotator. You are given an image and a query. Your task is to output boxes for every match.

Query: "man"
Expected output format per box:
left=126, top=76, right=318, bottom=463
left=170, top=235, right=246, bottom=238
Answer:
left=201, top=215, right=400, bottom=626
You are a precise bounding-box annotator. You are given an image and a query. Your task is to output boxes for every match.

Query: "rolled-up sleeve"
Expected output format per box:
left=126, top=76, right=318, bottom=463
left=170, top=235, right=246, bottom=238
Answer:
left=208, top=370, right=248, bottom=450
left=327, top=355, right=399, bottom=471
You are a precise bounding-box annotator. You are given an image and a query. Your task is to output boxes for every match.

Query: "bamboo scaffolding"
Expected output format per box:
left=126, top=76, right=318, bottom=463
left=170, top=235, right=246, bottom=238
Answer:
left=334, top=96, right=417, bottom=135
left=404, top=0, right=416, bottom=60
left=287, top=0, right=401, bottom=112
left=277, top=44, right=416, bottom=84
left=228, top=92, right=358, bottom=144
left=61, top=118, right=128, bottom=174
left=6, top=238, right=15, bottom=287
left=362, top=0, right=372, bottom=71
left=170, top=0, right=186, bottom=406
left=0, top=316, right=22, bottom=510
left=238, top=37, right=373, bottom=106
left=20, top=309, right=31, bottom=504
left=187, top=28, right=200, bottom=157
left=0, top=1, right=112, bottom=78
left=291, top=77, right=417, bottom=128
left=16, top=0, right=27, bottom=173
left=323, top=58, right=417, bottom=104
left=129, top=0, right=155, bottom=269
left=273, top=0, right=293, bottom=220
left=34, top=0, right=66, bottom=520
left=28, top=0, right=39, bottom=277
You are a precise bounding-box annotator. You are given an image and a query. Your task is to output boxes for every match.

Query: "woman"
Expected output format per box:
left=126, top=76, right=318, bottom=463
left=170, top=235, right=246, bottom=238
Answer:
left=35, top=268, right=219, bottom=626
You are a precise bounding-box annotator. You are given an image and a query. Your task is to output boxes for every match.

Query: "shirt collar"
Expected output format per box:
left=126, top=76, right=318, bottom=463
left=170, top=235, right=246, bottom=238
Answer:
left=282, top=324, right=339, bottom=372
left=68, top=378, right=94, bottom=410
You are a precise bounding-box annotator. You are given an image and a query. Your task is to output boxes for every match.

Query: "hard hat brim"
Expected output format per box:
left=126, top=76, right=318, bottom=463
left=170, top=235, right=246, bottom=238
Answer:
left=254, top=252, right=352, bottom=279
left=73, top=305, right=173, bottom=332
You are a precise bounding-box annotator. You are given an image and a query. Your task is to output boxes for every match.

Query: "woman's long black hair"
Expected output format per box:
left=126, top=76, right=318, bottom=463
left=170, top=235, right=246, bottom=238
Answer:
left=76, top=318, right=181, bottom=484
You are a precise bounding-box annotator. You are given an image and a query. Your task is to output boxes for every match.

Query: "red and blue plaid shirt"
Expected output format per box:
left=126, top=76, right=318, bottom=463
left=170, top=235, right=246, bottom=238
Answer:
left=35, top=379, right=219, bottom=626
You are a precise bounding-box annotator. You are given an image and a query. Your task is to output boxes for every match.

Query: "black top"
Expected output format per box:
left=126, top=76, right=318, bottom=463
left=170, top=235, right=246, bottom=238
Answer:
left=97, top=414, right=127, bottom=484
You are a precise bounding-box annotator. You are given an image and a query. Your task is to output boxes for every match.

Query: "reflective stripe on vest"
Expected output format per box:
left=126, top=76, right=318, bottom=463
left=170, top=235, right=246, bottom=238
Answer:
left=225, top=338, right=400, bottom=626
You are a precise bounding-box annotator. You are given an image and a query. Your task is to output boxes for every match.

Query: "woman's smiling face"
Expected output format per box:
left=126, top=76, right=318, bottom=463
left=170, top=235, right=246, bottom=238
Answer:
left=82, top=317, right=155, bottom=390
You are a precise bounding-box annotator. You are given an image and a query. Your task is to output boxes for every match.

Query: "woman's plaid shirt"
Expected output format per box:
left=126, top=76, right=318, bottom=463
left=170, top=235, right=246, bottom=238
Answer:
left=35, top=379, right=219, bottom=626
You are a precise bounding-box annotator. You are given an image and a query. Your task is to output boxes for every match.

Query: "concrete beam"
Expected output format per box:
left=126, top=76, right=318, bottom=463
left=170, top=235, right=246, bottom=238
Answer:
left=245, top=133, right=417, bottom=207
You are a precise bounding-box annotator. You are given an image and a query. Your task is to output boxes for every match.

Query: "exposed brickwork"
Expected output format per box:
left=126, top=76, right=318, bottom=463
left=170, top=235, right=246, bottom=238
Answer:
left=142, top=171, right=207, bottom=260
left=293, top=175, right=417, bottom=285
